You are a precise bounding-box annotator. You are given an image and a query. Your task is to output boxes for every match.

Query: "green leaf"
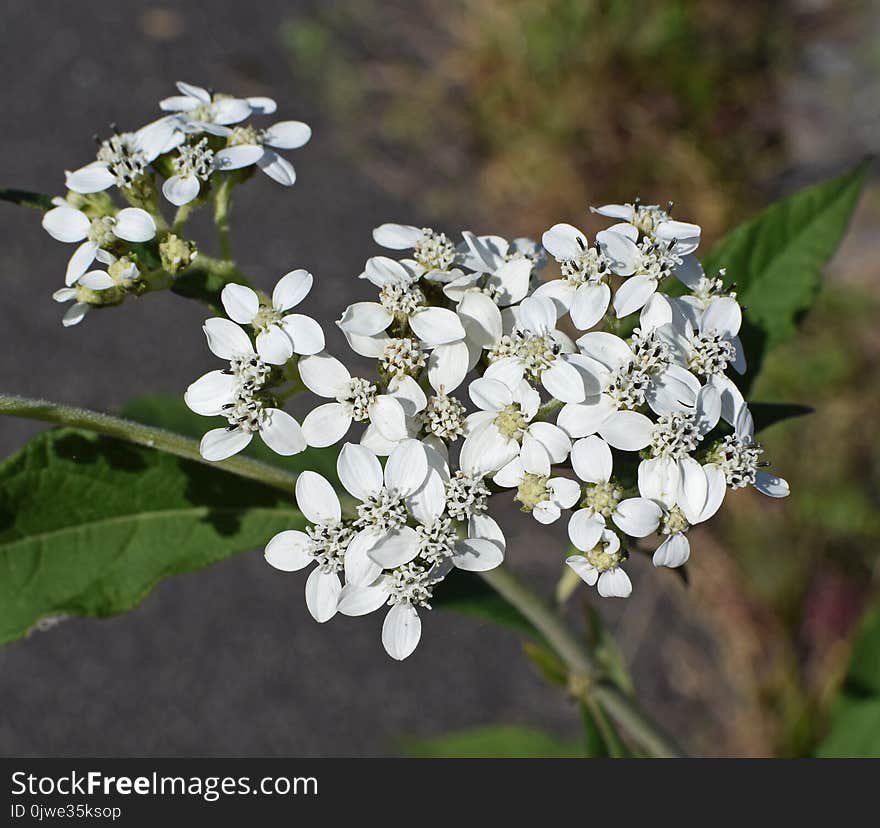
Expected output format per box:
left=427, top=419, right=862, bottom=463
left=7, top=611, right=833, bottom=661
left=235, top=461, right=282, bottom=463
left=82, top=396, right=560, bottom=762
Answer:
left=120, top=393, right=339, bottom=483
left=749, top=402, right=813, bottom=433
left=433, top=570, right=540, bottom=640
left=398, top=725, right=583, bottom=758
left=815, top=605, right=880, bottom=757
left=702, top=160, right=870, bottom=387
left=0, top=187, right=54, bottom=211
left=0, top=427, right=302, bottom=645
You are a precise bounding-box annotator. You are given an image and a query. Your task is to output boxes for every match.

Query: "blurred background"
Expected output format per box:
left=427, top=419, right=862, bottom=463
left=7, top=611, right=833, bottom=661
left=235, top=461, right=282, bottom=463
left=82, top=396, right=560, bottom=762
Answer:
left=0, top=0, right=878, bottom=757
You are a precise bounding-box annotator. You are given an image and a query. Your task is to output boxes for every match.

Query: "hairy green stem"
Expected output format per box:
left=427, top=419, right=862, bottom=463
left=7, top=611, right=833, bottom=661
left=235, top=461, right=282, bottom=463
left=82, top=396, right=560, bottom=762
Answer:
left=479, top=565, right=683, bottom=758
left=0, top=395, right=299, bottom=494
left=214, top=177, right=234, bottom=260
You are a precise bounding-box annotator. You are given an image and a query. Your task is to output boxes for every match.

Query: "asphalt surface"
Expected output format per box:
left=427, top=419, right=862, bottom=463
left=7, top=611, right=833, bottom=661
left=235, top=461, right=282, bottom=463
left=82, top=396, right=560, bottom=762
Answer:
left=0, top=0, right=582, bottom=756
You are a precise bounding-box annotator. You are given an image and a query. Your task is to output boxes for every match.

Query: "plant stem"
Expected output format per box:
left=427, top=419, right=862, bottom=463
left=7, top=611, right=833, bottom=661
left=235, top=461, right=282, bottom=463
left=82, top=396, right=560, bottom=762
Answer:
left=479, top=565, right=683, bottom=758
left=0, top=395, right=299, bottom=495
left=214, top=177, right=234, bottom=260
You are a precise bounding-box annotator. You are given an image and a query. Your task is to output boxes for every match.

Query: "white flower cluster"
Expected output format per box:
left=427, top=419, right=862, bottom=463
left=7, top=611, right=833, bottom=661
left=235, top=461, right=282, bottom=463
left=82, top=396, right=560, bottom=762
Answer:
left=256, top=207, right=789, bottom=661
left=42, top=81, right=310, bottom=325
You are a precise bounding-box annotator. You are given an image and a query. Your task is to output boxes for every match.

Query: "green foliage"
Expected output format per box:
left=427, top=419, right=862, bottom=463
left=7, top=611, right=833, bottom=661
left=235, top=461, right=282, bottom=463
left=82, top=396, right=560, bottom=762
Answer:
left=702, top=161, right=870, bottom=388
left=0, top=187, right=53, bottom=211
left=0, top=428, right=302, bottom=645
left=399, top=724, right=583, bottom=758
left=815, top=605, right=880, bottom=758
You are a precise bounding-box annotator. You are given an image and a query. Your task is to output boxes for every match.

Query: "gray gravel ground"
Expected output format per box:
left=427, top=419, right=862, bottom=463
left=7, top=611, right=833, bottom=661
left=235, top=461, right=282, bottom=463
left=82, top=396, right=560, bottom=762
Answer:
left=0, top=0, right=581, bottom=756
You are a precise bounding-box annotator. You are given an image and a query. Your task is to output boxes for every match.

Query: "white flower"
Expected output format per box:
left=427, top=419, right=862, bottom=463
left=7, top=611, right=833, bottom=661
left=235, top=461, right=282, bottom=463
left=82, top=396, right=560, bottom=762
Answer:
left=213, top=120, right=311, bottom=186
left=457, top=231, right=546, bottom=275
left=51, top=287, right=90, bottom=327
left=566, top=526, right=632, bottom=598
left=220, top=270, right=324, bottom=364
left=159, top=81, right=271, bottom=136
left=65, top=119, right=179, bottom=193
left=460, top=362, right=572, bottom=476
left=334, top=442, right=505, bottom=660
left=486, top=295, right=600, bottom=403
left=298, top=351, right=413, bottom=449
left=162, top=138, right=215, bottom=206
left=184, top=318, right=306, bottom=461
left=638, top=458, right=726, bottom=569
left=567, top=435, right=663, bottom=540
left=591, top=201, right=701, bottom=252
left=535, top=222, right=640, bottom=329
left=373, top=223, right=459, bottom=278
left=706, top=404, right=790, bottom=498
left=492, top=457, right=580, bottom=524
left=42, top=205, right=156, bottom=285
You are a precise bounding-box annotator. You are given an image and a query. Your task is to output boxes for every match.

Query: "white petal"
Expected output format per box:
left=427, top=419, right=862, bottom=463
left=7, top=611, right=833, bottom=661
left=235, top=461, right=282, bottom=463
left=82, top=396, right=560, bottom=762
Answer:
left=428, top=341, right=470, bottom=394
left=469, top=377, right=512, bottom=412
left=162, top=174, right=200, bottom=206
left=368, top=395, right=408, bottom=442
left=487, top=258, right=531, bottom=305
left=203, top=317, right=254, bottom=359
left=221, top=283, right=259, bottom=324
left=591, top=203, right=633, bottom=220
left=557, top=396, right=616, bottom=439
left=263, top=120, right=312, bottom=149
left=568, top=509, right=605, bottom=552
left=260, top=409, right=306, bottom=456
left=338, top=302, right=394, bottom=336
left=613, top=498, right=662, bottom=537
left=571, top=435, right=613, bottom=483
left=528, top=422, right=571, bottom=464
left=458, top=290, right=502, bottom=348
left=368, top=527, right=420, bottom=568
left=575, top=331, right=632, bottom=372
left=388, top=375, right=427, bottom=417
left=597, top=569, right=632, bottom=598
left=382, top=603, right=422, bottom=661
left=452, top=538, right=504, bottom=572
left=341, top=329, right=391, bottom=358
left=282, top=314, right=325, bottom=356
left=210, top=98, right=253, bottom=125
left=542, top=223, right=588, bottom=260
left=113, top=208, right=156, bottom=243
left=199, top=427, right=253, bottom=461
left=597, top=229, right=641, bottom=275
left=184, top=370, right=237, bottom=415
left=409, top=469, right=447, bottom=525
left=264, top=530, right=313, bottom=571
left=295, top=471, right=342, bottom=524
left=65, top=163, right=115, bottom=193
left=698, top=463, right=727, bottom=522
left=653, top=534, right=691, bottom=568
left=598, top=410, right=653, bottom=451
left=175, top=81, right=211, bottom=101
left=656, top=220, right=701, bottom=255
left=520, top=431, right=551, bottom=476
left=337, top=580, right=390, bottom=616
left=273, top=269, right=313, bottom=310
left=256, top=325, right=294, bottom=365
left=570, top=283, right=611, bottom=330
left=214, top=144, right=264, bottom=170
left=468, top=514, right=506, bottom=551
left=677, top=456, right=709, bottom=524
left=246, top=95, right=277, bottom=115
left=519, top=295, right=557, bottom=334
left=459, top=424, right=518, bottom=476
left=493, top=457, right=525, bottom=488
left=65, top=242, right=98, bottom=285
left=338, top=443, right=384, bottom=501
left=385, top=439, right=429, bottom=495
left=409, top=307, right=466, bottom=345
left=61, top=302, right=90, bottom=326
left=542, top=358, right=586, bottom=403
left=638, top=456, right=680, bottom=508
left=701, top=296, right=742, bottom=338
left=372, top=223, right=424, bottom=249
left=257, top=149, right=296, bottom=185
left=674, top=254, right=704, bottom=289
left=613, top=275, right=657, bottom=318
left=640, top=293, right=673, bottom=331
left=566, top=555, right=599, bottom=586
left=42, top=206, right=89, bottom=243
left=695, top=383, right=722, bottom=435
left=344, top=530, right=384, bottom=586
left=754, top=471, right=790, bottom=498
left=362, top=255, right=413, bottom=287
left=297, top=352, right=350, bottom=397
left=305, top=568, right=341, bottom=623
left=549, top=476, right=581, bottom=509
left=302, top=402, right=352, bottom=448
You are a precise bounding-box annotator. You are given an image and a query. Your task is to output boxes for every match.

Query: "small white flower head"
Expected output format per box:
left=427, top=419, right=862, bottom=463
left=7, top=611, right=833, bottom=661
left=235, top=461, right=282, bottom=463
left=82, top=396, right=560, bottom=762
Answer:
left=65, top=119, right=178, bottom=194
left=221, top=269, right=324, bottom=365
left=184, top=318, right=306, bottom=461
left=213, top=120, right=312, bottom=186
left=488, top=295, right=599, bottom=403
left=566, top=526, right=632, bottom=599
left=159, top=81, right=272, bottom=136
left=492, top=457, right=580, bottom=524
left=537, top=222, right=640, bottom=329
left=162, top=137, right=215, bottom=206
left=421, top=392, right=467, bottom=443
left=42, top=204, right=156, bottom=286
left=298, top=352, right=410, bottom=449
left=373, top=223, right=459, bottom=277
